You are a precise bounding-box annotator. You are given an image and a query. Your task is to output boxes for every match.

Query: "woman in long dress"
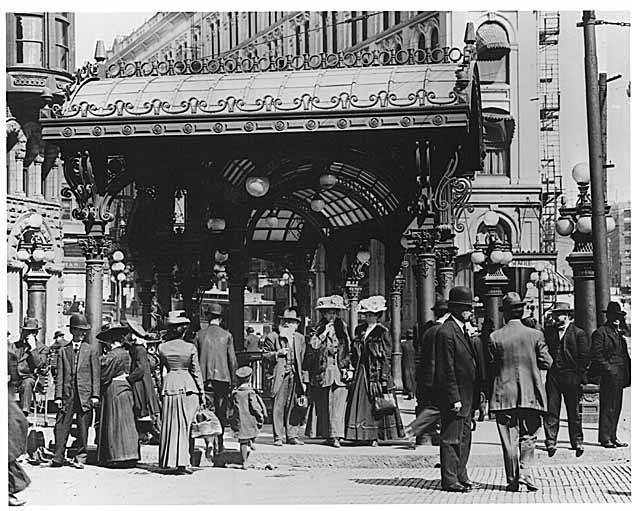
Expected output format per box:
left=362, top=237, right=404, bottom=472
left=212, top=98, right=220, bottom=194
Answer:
left=96, top=323, right=139, bottom=467
left=158, top=312, right=204, bottom=474
left=345, top=296, right=405, bottom=444
left=8, top=347, right=30, bottom=506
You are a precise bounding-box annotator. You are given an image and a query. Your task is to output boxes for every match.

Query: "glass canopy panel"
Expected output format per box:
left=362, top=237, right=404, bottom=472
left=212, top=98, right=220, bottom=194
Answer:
left=252, top=209, right=303, bottom=242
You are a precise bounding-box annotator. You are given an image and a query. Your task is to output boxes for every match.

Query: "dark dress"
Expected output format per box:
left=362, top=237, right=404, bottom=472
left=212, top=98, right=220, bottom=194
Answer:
left=97, top=347, right=139, bottom=466
left=8, top=350, right=30, bottom=495
left=128, top=343, right=161, bottom=418
left=345, top=323, right=405, bottom=441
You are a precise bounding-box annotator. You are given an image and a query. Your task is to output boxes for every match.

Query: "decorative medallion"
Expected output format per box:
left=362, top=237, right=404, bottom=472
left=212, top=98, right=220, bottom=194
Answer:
left=62, top=127, right=74, bottom=138
left=368, top=117, right=380, bottom=128
left=400, top=116, right=412, bottom=127
left=274, top=121, right=286, bottom=132
left=432, top=115, right=445, bottom=126
left=336, top=119, right=349, bottom=130
left=305, top=119, right=317, bottom=131
left=182, top=123, right=194, bottom=134
left=152, top=124, right=164, bottom=135
left=243, top=121, right=255, bottom=132
left=213, top=122, right=225, bottom=133
left=122, top=125, right=133, bottom=136
left=92, top=126, right=103, bottom=137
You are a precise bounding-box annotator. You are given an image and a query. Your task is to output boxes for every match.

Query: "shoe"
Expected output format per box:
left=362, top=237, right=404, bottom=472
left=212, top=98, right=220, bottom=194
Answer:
left=575, top=445, right=585, bottom=458
left=66, top=459, right=84, bottom=469
left=332, top=438, right=341, bottom=448
left=8, top=494, right=26, bottom=506
left=49, top=460, right=64, bottom=468
left=461, top=480, right=482, bottom=490
left=518, top=478, right=538, bottom=492
left=249, top=440, right=256, bottom=451
left=38, top=447, right=54, bottom=460
left=547, top=446, right=557, bottom=457
left=273, top=439, right=283, bottom=447
left=27, top=454, right=41, bottom=466
left=443, top=483, right=470, bottom=493
left=287, top=438, right=304, bottom=445
left=613, top=440, right=629, bottom=448
left=601, top=441, right=617, bottom=448
left=175, top=466, right=193, bottom=474
left=506, top=483, right=519, bottom=492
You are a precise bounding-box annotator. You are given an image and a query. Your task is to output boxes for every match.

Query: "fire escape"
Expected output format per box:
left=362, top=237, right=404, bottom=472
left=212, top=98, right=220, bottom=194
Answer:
left=538, top=12, right=562, bottom=255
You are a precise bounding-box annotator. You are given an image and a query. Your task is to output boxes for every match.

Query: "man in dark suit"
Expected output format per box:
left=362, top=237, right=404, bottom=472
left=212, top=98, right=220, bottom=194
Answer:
left=51, top=314, right=100, bottom=468
left=407, top=296, right=449, bottom=443
left=489, top=292, right=553, bottom=492
left=436, top=286, right=485, bottom=492
left=591, top=301, right=631, bottom=448
left=194, top=303, right=237, bottom=453
left=543, top=302, right=589, bottom=457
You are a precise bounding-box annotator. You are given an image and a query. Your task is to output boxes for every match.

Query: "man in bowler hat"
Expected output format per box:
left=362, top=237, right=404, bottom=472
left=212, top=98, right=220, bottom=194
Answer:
left=591, top=301, right=631, bottom=448
left=436, top=287, right=486, bottom=492
left=543, top=302, right=589, bottom=457
left=51, top=314, right=100, bottom=468
left=194, top=303, right=237, bottom=453
left=488, top=292, right=552, bottom=492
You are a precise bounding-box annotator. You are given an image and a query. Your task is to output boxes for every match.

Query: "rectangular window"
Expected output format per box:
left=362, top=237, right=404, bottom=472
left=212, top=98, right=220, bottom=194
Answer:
left=55, top=18, right=69, bottom=70
left=15, top=14, right=44, bottom=66
left=482, top=147, right=510, bottom=176
left=478, top=56, right=510, bottom=85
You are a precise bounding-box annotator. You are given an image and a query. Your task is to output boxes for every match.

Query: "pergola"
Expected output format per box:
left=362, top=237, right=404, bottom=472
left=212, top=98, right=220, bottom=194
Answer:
left=40, top=25, right=484, bottom=387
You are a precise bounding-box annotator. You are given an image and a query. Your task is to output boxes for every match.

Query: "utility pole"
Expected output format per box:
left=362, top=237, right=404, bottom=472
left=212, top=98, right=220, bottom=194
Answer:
left=599, top=72, right=622, bottom=201
left=581, top=11, right=610, bottom=326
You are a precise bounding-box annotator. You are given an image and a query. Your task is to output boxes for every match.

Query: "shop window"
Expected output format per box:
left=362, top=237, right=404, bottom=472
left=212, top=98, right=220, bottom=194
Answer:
left=15, top=14, right=44, bottom=66
left=55, top=17, right=70, bottom=70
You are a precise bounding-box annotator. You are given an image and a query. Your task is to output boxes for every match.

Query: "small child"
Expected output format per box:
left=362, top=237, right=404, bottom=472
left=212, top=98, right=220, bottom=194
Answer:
left=230, top=366, right=266, bottom=469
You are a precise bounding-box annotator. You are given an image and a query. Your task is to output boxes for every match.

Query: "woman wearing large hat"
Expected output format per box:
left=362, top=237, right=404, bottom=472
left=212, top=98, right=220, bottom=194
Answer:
left=157, top=311, right=204, bottom=473
left=96, top=322, right=139, bottom=467
left=304, top=295, right=352, bottom=448
left=345, top=296, right=405, bottom=445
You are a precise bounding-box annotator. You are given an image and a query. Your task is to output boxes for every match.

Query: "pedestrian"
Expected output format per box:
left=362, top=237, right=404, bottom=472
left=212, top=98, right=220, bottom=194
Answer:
left=96, top=323, right=139, bottom=467
left=345, top=295, right=405, bottom=445
left=194, top=303, right=237, bottom=453
left=8, top=347, right=31, bottom=506
left=130, top=298, right=140, bottom=317
left=488, top=292, right=552, bottom=492
left=7, top=318, right=49, bottom=417
left=436, top=286, right=485, bottom=492
left=244, top=326, right=260, bottom=352
left=51, top=313, right=100, bottom=469
left=263, top=308, right=309, bottom=446
left=229, top=366, right=267, bottom=469
left=126, top=320, right=162, bottom=445
left=47, top=330, right=68, bottom=379
left=158, top=311, right=205, bottom=474
left=304, top=298, right=352, bottom=448
left=407, top=295, right=449, bottom=442
left=543, top=302, right=589, bottom=457
left=401, top=328, right=416, bottom=400
left=591, top=301, right=631, bottom=448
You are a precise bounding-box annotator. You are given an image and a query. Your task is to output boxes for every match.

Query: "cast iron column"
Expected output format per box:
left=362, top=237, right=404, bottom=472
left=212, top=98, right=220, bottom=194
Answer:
left=25, top=271, right=50, bottom=344
left=155, top=258, right=173, bottom=316
left=567, top=235, right=598, bottom=336
left=80, top=225, right=110, bottom=345
left=389, top=270, right=406, bottom=391
left=412, top=231, right=436, bottom=332
left=228, top=251, right=246, bottom=352
left=345, top=282, right=362, bottom=336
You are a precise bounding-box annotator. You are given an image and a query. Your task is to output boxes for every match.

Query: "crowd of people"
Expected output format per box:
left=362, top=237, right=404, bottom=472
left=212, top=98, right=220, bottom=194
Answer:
left=6, top=286, right=631, bottom=504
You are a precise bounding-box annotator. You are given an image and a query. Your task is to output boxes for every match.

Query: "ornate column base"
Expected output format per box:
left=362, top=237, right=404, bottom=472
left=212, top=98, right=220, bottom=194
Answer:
left=567, top=250, right=597, bottom=336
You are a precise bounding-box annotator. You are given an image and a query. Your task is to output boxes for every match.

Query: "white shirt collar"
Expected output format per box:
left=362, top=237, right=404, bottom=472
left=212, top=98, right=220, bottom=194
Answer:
left=558, top=322, right=571, bottom=340
left=437, top=313, right=450, bottom=325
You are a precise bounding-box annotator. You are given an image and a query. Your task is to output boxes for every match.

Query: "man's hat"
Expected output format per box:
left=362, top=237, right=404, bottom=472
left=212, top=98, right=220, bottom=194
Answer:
left=165, top=310, right=191, bottom=326
left=21, top=317, right=41, bottom=331
left=68, top=313, right=91, bottom=330
left=280, top=309, right=301, bottom=322
left=358, top=295, right=387, bottom=314
left=207, top=303, right=223, bottom=317
left=53, top=330, right=65, bottom=339
left=448, top=286, right=474, bottom=307
left=96, top=322, right=130, bottom=343
left=604, top=301, right=627, bottom=317
left=235, top=366, right=253, bottom=380
left=315, top=295, right=347, bottom=310
left=246, top=326, right=255, bottom=333
left=551, top=302, right=574, bottom=314
left=502, top=292, right=526, bottom=310
left=431, top=295, right=449, bottom=312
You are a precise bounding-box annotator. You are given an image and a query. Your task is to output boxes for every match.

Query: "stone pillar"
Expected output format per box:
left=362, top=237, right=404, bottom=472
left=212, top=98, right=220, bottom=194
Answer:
left=155, top=258, right=173, bottom=316
left=80, top=225, right=110, bottom=344
left=567, top=237, right=597, bottom=336
left=14, top=151, right=26, bottom=195
left=345, top=282, right=362, bottom=336
left=412, top=249, right=436, bottom=333
left=25, top=271, right=50, bottom=344
left=31, top=156, right=44, bottom=198
left=436, top=244, right=458, bottom=301
left=389, top=271, right=406, bottom=391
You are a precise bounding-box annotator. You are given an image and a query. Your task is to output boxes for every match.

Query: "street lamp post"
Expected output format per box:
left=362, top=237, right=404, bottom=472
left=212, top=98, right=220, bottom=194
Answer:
left=280, top=270, right=294, bottom=309
left=530, top=261, right=551, bottom=326
left=16, top=213, right=56, bottom=344
left=556, top=163, right=616, bottom=335
left=470, top=211, right=514, bottom=330
left=110, top=250, right=127, bottom=322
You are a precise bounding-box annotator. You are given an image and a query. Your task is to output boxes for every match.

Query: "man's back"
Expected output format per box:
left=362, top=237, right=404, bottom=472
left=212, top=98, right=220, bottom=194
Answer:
left=195, top=324, right=237, bottom=384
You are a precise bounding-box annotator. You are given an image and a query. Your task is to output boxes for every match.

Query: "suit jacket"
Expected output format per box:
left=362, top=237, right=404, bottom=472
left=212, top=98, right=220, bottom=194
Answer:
left=436, top=316, right=484, bottom=418
left=9, top=340, right=49, bottom=379
left=591, top=324, right=631, bottom=387
left=417, top=321, right=442, bottom=394
left=544, top=322, right=589, bottom=380
left=262, top=331, right=308, bottom=397
left=488, top=319, right=553, bottom=412
left=55, top=341, right=101, bottom=412
left=195, top=324, right=238, bottom=386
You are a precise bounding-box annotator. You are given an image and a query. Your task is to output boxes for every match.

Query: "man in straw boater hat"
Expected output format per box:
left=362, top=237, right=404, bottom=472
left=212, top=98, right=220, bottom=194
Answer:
left=263, top=308, right=309, bottom=446
left=8, top=318, right=49, bottom=418
left=488, top=292, right=552, bottom=492
left=435, top=286, right=486, bottom=492
left=591, top=301, right=631, bottom=448
left=50, top=313, right=100, bottom=469
left=542, top=302, right=589, bottom=458
left=194, top=302, right=237, bottom=453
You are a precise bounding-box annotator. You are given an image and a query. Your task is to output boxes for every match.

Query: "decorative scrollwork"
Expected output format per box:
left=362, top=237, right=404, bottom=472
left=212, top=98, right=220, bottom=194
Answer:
left=432, top=151, right=474, bottom=233
left=79, top=236, right=112, bottom=260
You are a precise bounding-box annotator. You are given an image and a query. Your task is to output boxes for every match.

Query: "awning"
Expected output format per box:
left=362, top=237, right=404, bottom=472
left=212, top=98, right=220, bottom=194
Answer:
left=483, top=108, right=515, bottom=146
left=544, top=270, right=574, bottom=295
left=476, top=23, right=511, bottom=61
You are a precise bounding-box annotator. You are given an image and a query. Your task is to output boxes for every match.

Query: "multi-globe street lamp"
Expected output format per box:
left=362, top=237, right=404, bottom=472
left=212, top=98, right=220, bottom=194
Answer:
left=527, top=261, right=551, bottom=327
left=110, top=250, right=127, bottom=322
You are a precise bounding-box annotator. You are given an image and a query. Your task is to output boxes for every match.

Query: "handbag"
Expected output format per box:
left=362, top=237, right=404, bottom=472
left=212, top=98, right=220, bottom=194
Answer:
left=373, top=393, right=396, bottom=416
left=191, top=407, right=223, bottom=439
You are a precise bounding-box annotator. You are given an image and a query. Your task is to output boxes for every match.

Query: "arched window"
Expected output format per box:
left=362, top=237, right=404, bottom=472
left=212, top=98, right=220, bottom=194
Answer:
left=476, top=22, right=511, bottom=85
left=321, top=12, right=328, bottom=52
left=431, top=27, right=439, bottom=49
left=295, top=25, right=301, bottom=54
left=417, top=33, right=426, bottom=50
left=477, top=218, right=512, bottom=246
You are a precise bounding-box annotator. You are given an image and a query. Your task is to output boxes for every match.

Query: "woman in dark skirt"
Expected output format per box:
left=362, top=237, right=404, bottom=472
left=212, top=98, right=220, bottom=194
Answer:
left=8, top=348, right=30, bottom=506
left=96, top=323, right=140, bottom=467
left=345, top=296, right=405, bottom=444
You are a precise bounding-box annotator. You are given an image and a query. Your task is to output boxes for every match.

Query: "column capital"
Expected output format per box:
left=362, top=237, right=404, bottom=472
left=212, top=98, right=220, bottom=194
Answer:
left=79, top=234, right=111, bottom=260
left=435, top=244, right=458, bottom=268
left=413, top=254, right=435, bottom=280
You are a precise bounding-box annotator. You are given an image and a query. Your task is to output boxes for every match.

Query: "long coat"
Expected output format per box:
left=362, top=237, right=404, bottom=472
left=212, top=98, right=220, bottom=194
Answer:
left=417, top=321, right=442, bottom=398
left=304, top=317, right=351, bottom=388
left=230, top=384, right=266, bottom=440
left=544, top=323, right=590, bottom=380
left=591, top=324, right=631, bottom=387
left=351, top=323, right=393, bottom=393
left=263, top=331, right=309, bottom=397
left=8, top=340, right=48, bottom=379
left=488, top=319, right=553, bottom=412
left=195, top=324, right=237, bottom=385
left=55, top=341, right=100, bottom=412
left=128, top=343, right=160, bottom=418
left=436, top=316, right=484, bottom=418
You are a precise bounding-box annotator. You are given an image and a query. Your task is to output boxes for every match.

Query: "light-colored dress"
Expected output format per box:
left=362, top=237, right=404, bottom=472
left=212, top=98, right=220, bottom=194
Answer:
left=158, top=338, right=204, bottom=468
